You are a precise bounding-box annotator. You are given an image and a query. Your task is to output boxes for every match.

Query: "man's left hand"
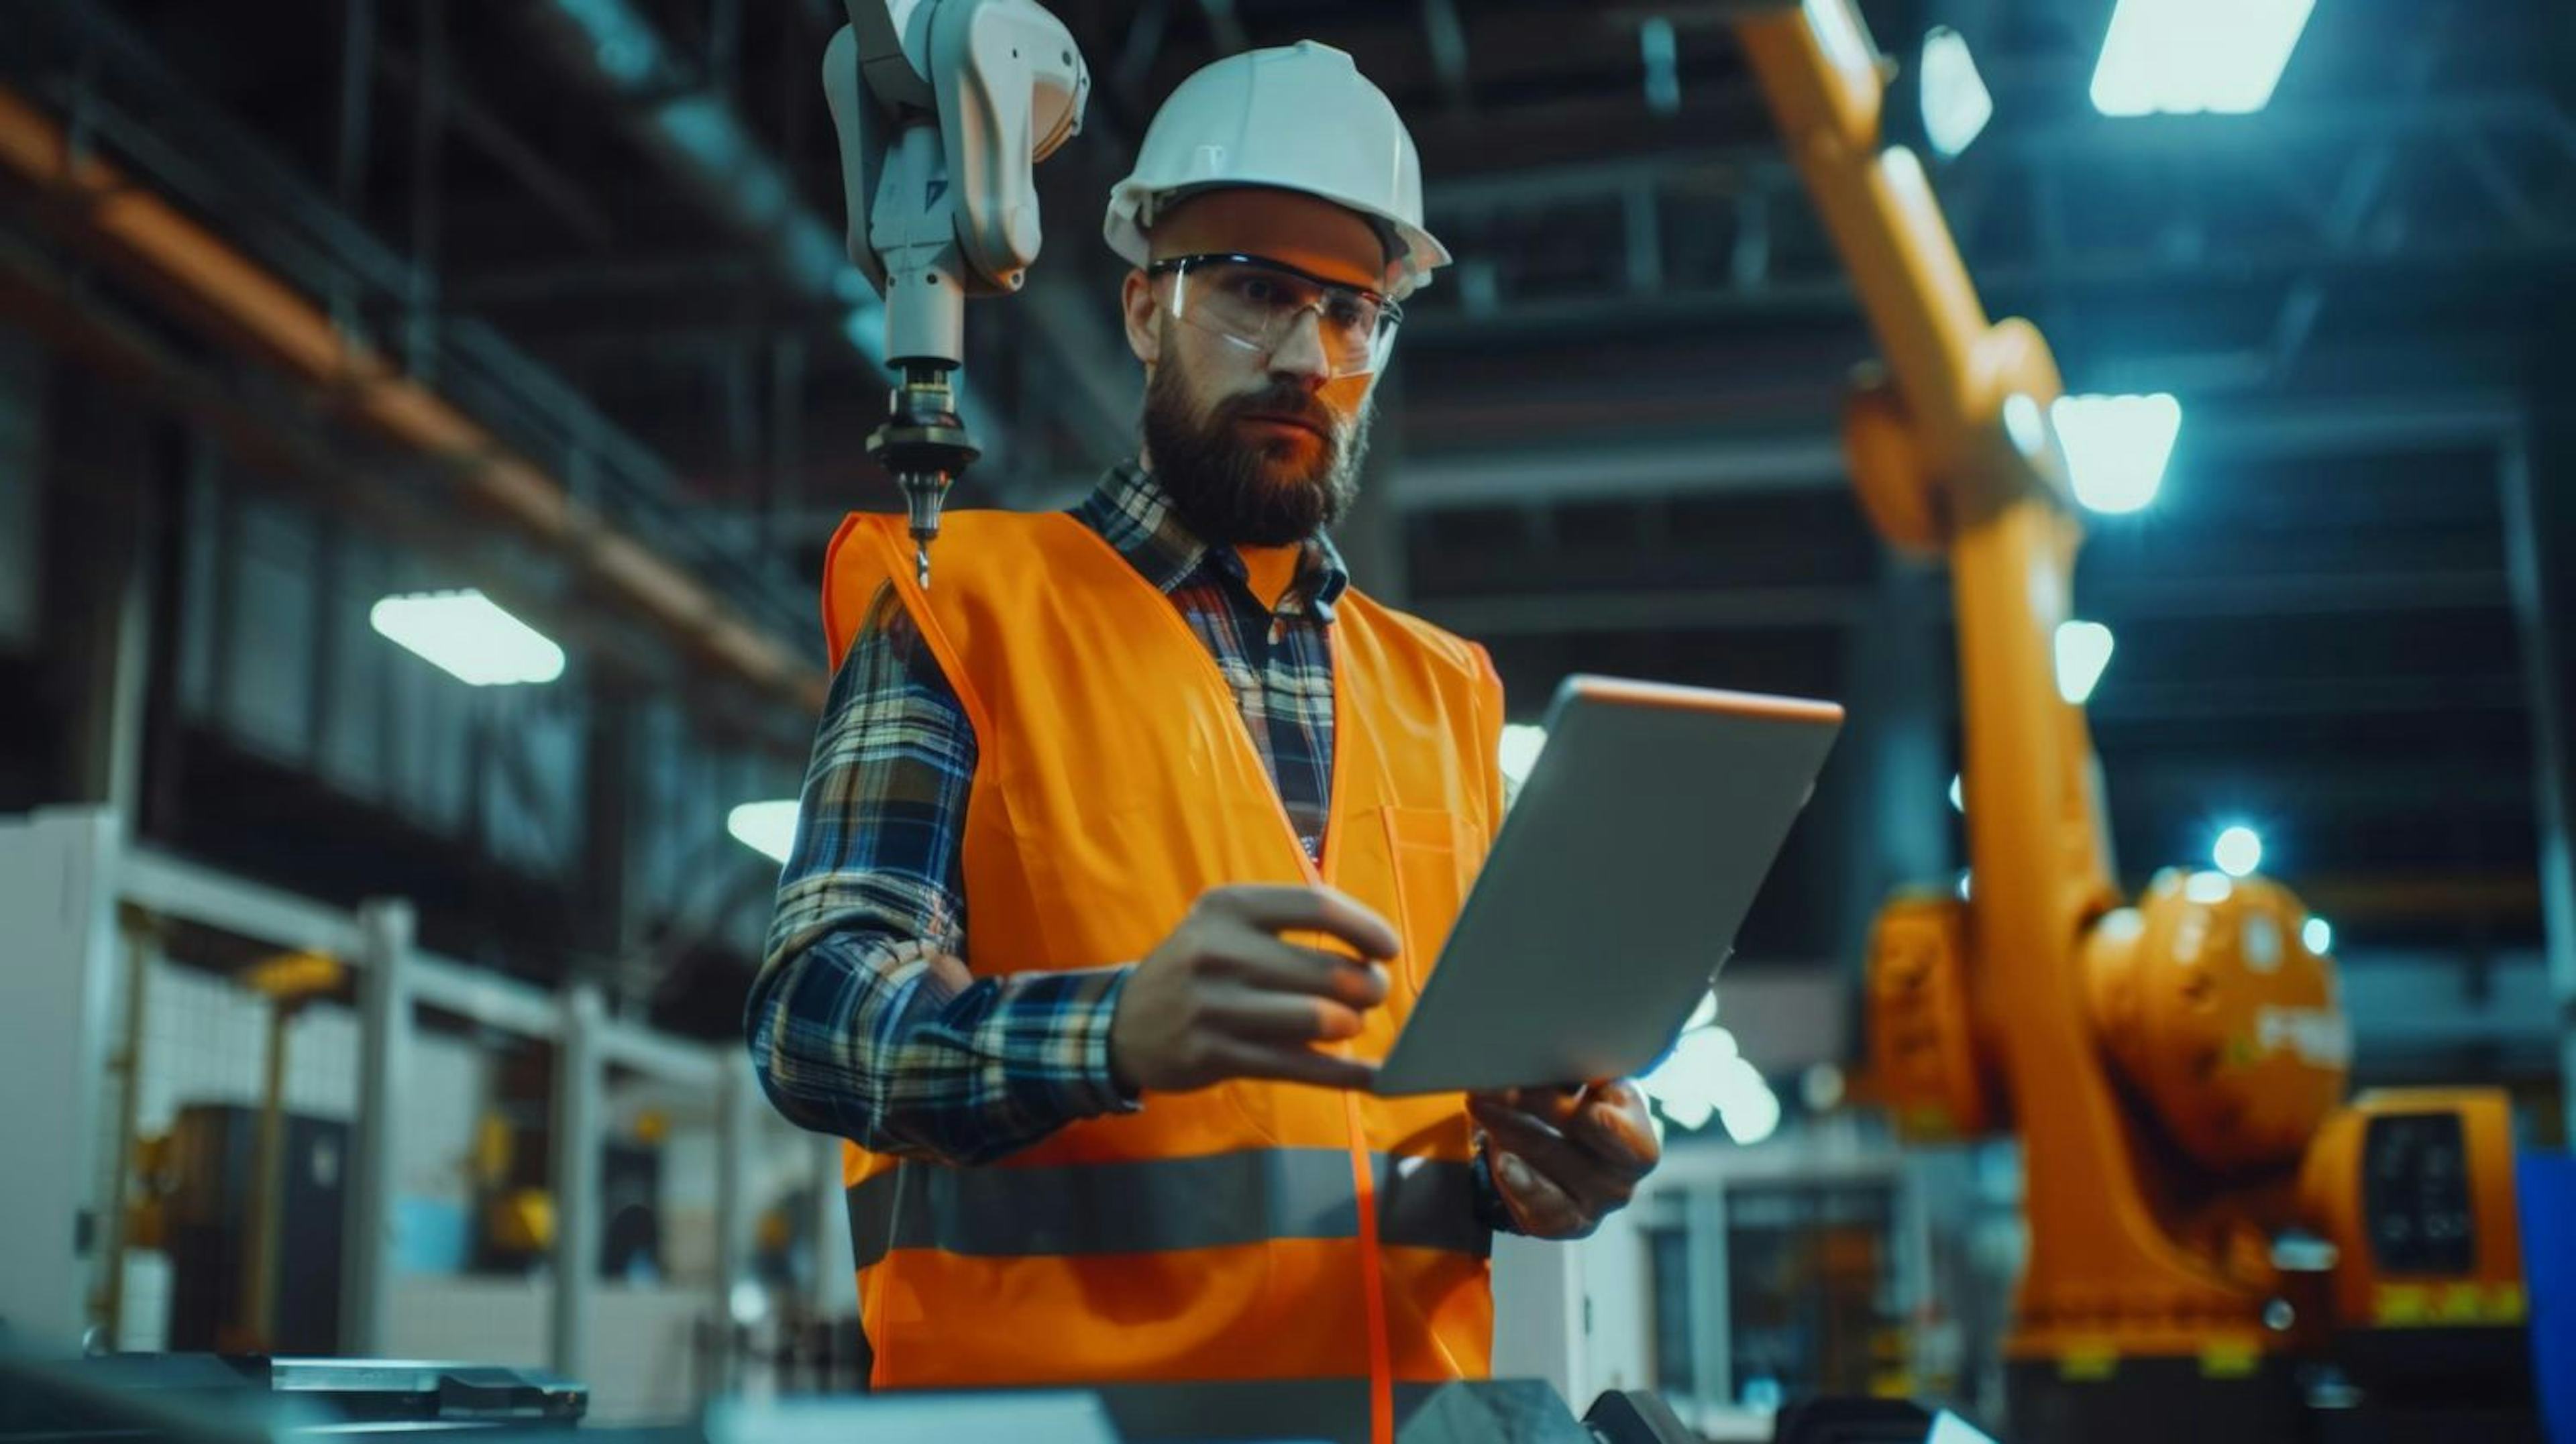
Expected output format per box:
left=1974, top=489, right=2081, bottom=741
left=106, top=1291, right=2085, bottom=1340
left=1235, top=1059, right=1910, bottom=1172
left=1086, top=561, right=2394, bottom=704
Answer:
left=1468, top=1080, right=1660, bottom=1239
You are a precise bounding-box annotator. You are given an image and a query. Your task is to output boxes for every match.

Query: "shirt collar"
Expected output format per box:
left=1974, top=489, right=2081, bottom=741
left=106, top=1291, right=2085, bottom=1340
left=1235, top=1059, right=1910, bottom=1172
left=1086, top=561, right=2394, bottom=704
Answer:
left=1075, top=459, right=1351, bottom=622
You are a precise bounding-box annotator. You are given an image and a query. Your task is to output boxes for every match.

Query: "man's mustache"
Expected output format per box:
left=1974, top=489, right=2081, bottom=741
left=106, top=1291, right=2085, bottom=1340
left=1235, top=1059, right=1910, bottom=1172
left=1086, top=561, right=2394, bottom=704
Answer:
left=1216, top=384, right=1339, bottom=442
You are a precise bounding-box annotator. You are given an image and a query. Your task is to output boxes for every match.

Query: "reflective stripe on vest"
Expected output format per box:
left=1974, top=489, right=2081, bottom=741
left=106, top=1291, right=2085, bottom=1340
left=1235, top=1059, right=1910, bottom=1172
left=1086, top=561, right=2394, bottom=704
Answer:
left=846, top=1149, right=1491, bottom=1268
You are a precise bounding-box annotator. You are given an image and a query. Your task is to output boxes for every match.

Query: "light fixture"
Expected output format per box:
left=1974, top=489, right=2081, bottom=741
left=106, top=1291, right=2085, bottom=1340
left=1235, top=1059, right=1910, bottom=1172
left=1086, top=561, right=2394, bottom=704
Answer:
left=1641, top=1012, right=1729, bottom=1132
left=369, top=590, right=566, bottom=687
left=1918, top=27, right=1993, bottom=159
left=2053, top=394, right=2180, bottom=513
left=2090, top=0, right=2316, bottom=117
left=1718, top=1064, right=1782, bottom=1146
left=1498, top=724, right=1550, bottom=791
left=1949, top=774, right=1964, bottom=812
left=2054, top=620, right=2116, bottom=704
left=1801, top=1062, right=1846, bottom=1112
left=2302, top=915, right=2332, bottom=954
left=727, top=800, right=801, bottom=865
left=1639, top=16, right=1680, bottom=117
left=2214, top=824, right=2264, bottom=879
left=1640, top=993, right=1778, bottom=1144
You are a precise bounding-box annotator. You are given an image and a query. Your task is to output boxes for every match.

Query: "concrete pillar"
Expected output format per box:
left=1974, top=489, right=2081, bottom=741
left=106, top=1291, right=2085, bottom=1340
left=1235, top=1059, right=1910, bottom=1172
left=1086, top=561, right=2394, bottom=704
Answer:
left=710, top=1052, right=757, bottom=1392
left=1489, top=1230, right=1586, bottom=1408
left=1686, top=1185, right=1733, bottom=1410
left=808, top=1132, right=851, bottom=1320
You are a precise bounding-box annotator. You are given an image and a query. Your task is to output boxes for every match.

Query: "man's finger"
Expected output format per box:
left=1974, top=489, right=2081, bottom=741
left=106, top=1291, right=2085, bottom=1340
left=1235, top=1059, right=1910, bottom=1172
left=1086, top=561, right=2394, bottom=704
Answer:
left=1470, top=1099, right=1617, bottom=1213
left=1566, top=1082, right=1660, bottom=1175
left=1523, top=1085, right=1587, bottom=1127
left=1214, top=1038, right=1380, bottom=1091
left=1206, top=884, right=1401, bottom=960
left=1215, top=931, right=1391, bottom=1008
left=1492, top=1149, right=1589, bottom=1239
left=1208, top=987, right=1366, bottom=1044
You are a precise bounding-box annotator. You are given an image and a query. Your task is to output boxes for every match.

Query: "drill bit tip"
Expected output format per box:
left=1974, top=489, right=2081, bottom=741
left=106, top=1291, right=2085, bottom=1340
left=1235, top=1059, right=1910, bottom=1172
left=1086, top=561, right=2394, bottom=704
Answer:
left=916, top=545, right=931, bottom=590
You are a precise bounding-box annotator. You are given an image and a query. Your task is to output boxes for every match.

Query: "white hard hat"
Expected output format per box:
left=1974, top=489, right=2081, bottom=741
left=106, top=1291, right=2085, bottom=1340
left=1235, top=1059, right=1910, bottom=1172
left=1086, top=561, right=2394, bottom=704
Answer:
left=1105, top=41, right=1451, bottom=300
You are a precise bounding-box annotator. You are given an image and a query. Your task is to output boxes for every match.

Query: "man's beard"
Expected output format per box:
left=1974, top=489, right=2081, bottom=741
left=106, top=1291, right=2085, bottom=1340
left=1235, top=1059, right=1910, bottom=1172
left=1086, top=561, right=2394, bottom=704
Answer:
left=1140, top=352, right=1375, bottom=547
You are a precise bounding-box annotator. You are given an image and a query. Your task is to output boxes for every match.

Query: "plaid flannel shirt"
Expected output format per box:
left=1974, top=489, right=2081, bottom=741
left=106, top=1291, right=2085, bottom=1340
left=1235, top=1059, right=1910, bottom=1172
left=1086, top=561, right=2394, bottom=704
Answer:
left=747, top=461, right=1513, bottom=1228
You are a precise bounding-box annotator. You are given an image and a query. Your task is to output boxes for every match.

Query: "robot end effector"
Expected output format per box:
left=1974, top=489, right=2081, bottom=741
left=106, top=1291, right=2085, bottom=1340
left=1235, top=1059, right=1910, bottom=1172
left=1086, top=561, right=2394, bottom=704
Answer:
left=823, top=0, right=1090, bottom=586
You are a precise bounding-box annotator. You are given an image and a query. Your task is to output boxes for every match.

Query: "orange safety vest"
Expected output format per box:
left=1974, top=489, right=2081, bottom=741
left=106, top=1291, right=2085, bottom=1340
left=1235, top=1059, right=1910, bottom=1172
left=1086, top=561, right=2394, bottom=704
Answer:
left=821, top=508, right=1506, bottom=1439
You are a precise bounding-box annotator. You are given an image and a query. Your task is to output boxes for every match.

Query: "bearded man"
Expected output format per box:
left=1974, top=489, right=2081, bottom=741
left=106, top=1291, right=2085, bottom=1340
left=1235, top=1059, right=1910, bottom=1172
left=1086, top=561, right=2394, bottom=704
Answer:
left=748, top=38, right=1659, bottom=1444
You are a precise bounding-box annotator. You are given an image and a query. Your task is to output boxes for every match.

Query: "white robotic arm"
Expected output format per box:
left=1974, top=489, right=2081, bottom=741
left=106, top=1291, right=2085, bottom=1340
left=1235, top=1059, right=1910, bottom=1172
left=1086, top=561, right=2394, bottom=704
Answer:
left=823, top=0, right=1090, bottom=582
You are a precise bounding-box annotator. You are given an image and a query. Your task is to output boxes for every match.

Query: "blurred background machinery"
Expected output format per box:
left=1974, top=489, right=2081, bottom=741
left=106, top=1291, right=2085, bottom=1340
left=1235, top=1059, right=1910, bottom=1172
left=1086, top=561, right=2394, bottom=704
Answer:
left=0, top=0, right=2573, bottom=1439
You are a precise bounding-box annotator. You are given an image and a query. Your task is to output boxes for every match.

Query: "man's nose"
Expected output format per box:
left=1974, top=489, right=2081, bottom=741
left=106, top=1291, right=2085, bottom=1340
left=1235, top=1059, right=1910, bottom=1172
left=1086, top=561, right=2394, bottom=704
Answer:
left=1267, top=307, right=1332, bottom=390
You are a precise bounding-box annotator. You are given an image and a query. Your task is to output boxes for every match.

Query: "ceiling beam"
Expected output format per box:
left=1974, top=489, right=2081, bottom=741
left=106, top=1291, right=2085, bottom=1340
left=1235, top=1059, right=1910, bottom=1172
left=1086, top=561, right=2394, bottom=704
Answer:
left=1421, top=0, right=1475, bottom=114
left=1415, top=566, right=2517, bottom=641
left=1391, top=390, right=2523, bottom=514
left=1396, top=432, right=1843, bottom=513
left=1195, top=0, right=1249, bottom=56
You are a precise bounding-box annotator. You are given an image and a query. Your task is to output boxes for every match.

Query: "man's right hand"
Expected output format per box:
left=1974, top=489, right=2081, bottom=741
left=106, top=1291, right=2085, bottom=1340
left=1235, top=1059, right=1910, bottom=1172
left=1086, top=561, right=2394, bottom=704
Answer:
left=1108, top=883, right=1399, bottom=1095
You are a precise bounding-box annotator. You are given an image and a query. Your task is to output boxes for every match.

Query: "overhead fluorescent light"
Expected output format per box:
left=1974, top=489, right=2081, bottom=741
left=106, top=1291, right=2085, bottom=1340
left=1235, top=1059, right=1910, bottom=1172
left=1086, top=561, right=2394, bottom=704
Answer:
left=369, top=590, right=566, bottom=686
left=1919, top=27, right=1993, bottom=159
left=727, top=800, right=801, bottom=865
left=2090, top=0, right=2316, bottom=117
left=1949, top=774, right=1964, bottom=812
left=2053, top=620, right=2116, bottom=704
left=2302, top=915, right=2333, bottom=954
left=2053, top=394, right=2181, bottom=513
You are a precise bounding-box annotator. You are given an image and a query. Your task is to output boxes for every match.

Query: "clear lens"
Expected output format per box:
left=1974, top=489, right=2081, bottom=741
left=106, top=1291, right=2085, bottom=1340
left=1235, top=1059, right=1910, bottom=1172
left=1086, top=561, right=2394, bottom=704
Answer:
left=1166, top=259, right=1397, bottom=378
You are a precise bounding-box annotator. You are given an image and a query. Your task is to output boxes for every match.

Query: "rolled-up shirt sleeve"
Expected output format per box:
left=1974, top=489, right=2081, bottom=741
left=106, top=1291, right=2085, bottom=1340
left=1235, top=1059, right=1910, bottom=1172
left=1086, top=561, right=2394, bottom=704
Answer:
left=744, top=581, right=1138, bottom=1168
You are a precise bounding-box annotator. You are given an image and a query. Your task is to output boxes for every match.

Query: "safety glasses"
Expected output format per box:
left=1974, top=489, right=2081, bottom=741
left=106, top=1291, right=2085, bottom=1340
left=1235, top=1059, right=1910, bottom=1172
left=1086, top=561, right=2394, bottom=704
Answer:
left=1146, top=252, right=1402, bottom=380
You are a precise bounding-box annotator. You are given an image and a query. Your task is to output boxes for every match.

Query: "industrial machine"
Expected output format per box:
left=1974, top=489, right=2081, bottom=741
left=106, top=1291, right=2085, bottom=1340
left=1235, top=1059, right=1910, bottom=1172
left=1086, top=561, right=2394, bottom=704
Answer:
left=1720, top=3, right=2543, bottom=1440
left=821, top=0, right=1091, bottom=586
left=160, top=1105, right=348, bottom=1359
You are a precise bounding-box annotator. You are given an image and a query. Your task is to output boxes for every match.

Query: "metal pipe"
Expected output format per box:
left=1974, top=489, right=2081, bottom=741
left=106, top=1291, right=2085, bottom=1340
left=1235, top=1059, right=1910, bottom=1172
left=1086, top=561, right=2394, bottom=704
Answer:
left=342, top=899, right=414, bottom=1357
left=2499, top=433, right=2576, bottom=1126
left=335, top=0, right=376, bottom=210
left=0, top=88, right=826, bottom=714
left=373, top=48, right=617, bottom=251
left=405, top=0, right=445, bottom=379
left=549, top=982, right=605, bottom=1382
left=239, top=998, right=293, bottom=1351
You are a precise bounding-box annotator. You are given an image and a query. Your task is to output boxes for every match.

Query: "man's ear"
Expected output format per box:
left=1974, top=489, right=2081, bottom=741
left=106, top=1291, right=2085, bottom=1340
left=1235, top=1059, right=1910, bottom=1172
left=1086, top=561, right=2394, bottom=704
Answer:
left=1120, top=268, right=1161, bottom=366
